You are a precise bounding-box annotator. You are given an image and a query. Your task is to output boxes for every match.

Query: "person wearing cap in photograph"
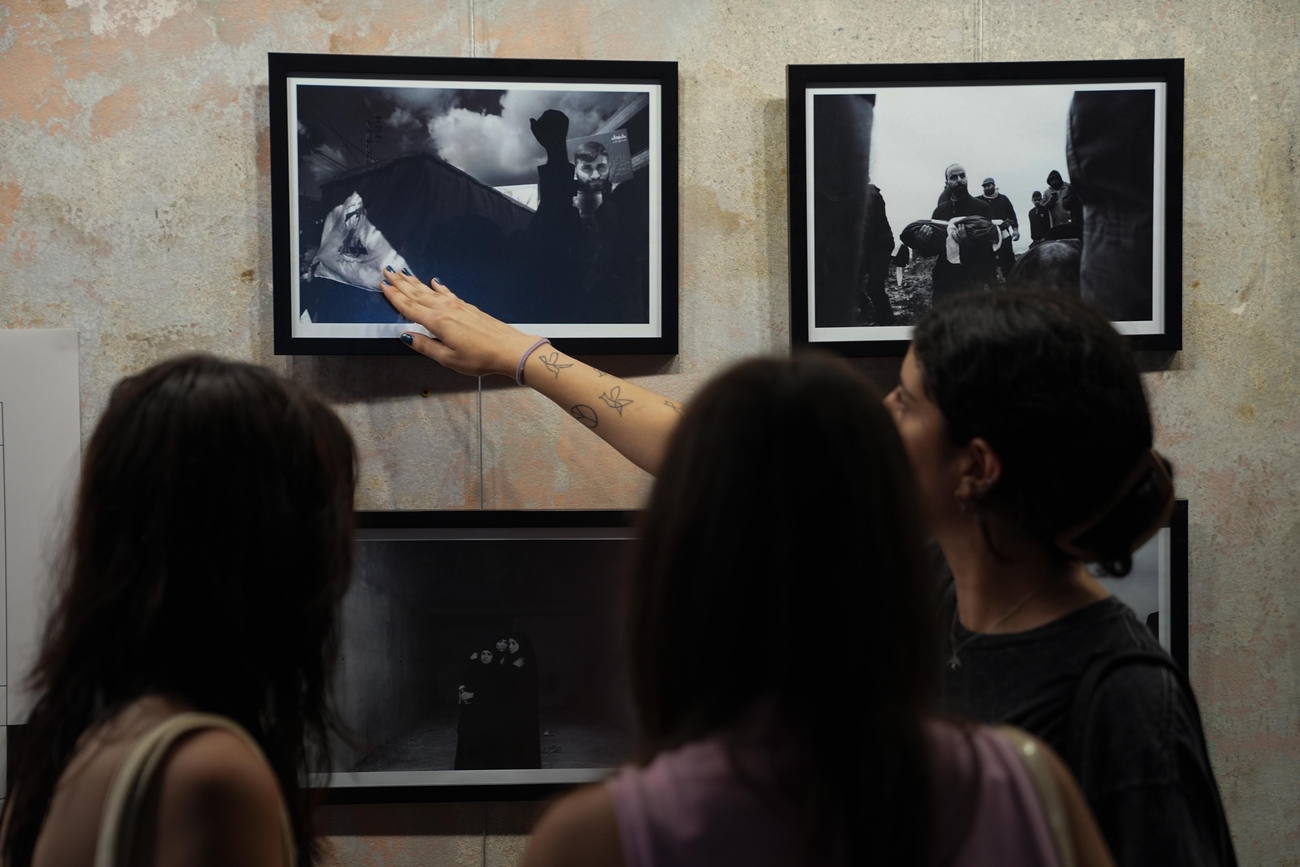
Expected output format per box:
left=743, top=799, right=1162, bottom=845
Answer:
left=1027, top=191, right=1052, bottom=245
left=978, top=177, right=1019, bottom=281
left=1042, top=170, right=1081, bottom=234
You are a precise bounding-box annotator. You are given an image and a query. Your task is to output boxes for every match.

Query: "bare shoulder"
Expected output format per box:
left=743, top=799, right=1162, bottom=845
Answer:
left=521, top=784, right=624, bottom=867
left=154, top=729, right=288, bottom=867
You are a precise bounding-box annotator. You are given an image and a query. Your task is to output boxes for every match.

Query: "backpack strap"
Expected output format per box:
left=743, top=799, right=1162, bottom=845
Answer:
left=1066, top=650, right=1187, bottom=774
left=94, top=712, right=295, bottom=867
left=1066, top=650, right=1237, bottom=867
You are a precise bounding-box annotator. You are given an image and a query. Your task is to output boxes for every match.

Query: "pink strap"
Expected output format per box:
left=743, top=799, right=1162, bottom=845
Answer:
left=516, top=338, right=552, bottom=386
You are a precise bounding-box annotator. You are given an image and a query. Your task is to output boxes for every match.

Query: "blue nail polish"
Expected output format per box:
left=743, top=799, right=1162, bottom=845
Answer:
left=382, top=279, right=391, bottom=286
left=400, top=333, right=414, bottom=346
left=385, top=264, right=395, bottom=273
left=433, top=277, right=442, bottom=283
left=401, top=267, right=412, bottom=276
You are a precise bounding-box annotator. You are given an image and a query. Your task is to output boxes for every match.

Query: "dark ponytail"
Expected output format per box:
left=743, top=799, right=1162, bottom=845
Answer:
left=912, top=289, right=1172, bottom=575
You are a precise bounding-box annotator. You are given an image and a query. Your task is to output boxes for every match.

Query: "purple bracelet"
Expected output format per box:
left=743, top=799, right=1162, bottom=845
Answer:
left=516, top=337, right=552, bottom=386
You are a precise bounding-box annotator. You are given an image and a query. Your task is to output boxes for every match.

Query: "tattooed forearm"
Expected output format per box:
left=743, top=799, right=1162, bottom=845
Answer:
left=664, top=400, right=682, bottom=415
left=570, top=404, right=598, bottom=428
left=596, top=370, right=610, bottom=378
left=599, top=386, right=634, bottom=417
left=538, top=351, right=573, bottom=379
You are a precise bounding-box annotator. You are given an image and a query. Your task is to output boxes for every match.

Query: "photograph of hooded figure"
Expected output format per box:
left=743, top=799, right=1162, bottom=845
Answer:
left=504, top=631, right=542, bottom=768
left=451, top=635, right=539, bottom=770
left=330, top=531, right=635, bottom=782
left=291, top=81, right=658, bottom=336
left=454, top=647, right=507, bottom=769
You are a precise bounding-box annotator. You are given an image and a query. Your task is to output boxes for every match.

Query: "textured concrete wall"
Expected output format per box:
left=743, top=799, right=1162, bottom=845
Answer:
left=1, top=0, right=1296, bottom=863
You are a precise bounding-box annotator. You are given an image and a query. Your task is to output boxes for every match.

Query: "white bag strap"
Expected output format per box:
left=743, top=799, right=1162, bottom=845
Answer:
left=94, top=712, right=295, bottom=867
left=994, top=725, right=1075, bottom=867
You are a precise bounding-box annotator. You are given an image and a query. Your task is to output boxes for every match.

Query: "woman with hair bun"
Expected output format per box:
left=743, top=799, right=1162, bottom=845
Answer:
left=891, top=290, right=1235, bottom=867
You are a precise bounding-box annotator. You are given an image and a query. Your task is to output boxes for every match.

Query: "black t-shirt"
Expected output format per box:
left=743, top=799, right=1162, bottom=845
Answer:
left=937, top=582, right=1235, bottom=867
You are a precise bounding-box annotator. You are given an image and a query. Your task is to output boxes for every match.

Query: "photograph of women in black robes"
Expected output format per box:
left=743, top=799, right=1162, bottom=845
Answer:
left=328, top=527, right=636, bottom=786
left=504, top=631, right=542, bottom=768
left=454, top=647, right=505, bottom=770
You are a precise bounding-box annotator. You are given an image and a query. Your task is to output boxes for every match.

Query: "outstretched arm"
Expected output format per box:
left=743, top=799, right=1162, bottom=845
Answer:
left=380, top=269, right=681, bottom=476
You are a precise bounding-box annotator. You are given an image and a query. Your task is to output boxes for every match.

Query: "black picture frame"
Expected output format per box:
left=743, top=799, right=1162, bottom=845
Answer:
left=1091, top=498, right=1190, bottom=670
left=5, top=506, right=1193, bottom=801
left=270, top=53, right=678, bottom=356
left=314, top=509, right=638, bottom=803
left=788, top=59, right=1184, bottom=357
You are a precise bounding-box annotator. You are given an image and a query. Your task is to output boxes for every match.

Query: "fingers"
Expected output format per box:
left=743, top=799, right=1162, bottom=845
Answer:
left=402, top=331, right=443, bottom=359
left=382, top=266, right=427, bottom=298
left=428, top=276, right=457, bottom=298
left=381, top=266, right=459, bottom=305
left=402, top=331, right=471, bottom=374
left=380, top=280, right=420, bottom=319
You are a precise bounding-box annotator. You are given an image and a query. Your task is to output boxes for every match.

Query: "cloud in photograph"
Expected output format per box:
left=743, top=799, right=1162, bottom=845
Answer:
left=429, top=90, right=634, bottom=186
left=383, top=86, right=458, bottom=120
left=304, top=143, right=348, bottom=181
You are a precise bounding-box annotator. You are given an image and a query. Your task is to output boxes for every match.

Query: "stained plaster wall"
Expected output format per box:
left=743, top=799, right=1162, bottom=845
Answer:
left=0, top=0, right=1296, bottom=863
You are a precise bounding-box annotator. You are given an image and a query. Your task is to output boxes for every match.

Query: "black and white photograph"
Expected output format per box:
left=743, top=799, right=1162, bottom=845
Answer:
left=324, top=512, right=637, bottom=793
left=270, top=54, right=678, bottom=355
left=789, top=60, right=1183, bottom=356
left=1090, top=499, right=1189, bottom=668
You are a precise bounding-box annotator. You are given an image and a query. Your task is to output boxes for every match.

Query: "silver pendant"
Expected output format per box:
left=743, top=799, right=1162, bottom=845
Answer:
left=948, top=654, right=961, bottom=671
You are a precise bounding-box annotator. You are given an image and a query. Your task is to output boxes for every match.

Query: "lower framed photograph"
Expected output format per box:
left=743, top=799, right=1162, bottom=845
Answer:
left=316, top=510, right=638, bottom=802
left=1089, top=499, right=1189, bottom=669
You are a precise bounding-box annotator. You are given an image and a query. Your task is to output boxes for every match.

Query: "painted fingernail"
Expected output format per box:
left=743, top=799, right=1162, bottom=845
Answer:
left=382, top=279, right=391, bottom=286
left=432, top=276, right=442, bottom=283
left=401, top=267, right=412, bottom=276
left=385, top=265, right=395, bottom=273
left=400, top=333, right=414, bottom=346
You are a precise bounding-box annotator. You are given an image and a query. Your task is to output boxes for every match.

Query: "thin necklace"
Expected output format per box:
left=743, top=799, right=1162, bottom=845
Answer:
left=948, top=585, right=1044, bottom=671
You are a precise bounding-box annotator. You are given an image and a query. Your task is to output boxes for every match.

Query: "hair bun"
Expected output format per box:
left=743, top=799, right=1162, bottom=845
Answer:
left=1055, top=450, right=1175, bottom=564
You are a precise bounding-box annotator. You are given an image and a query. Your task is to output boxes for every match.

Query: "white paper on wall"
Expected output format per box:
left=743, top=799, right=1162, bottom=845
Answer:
left=0, top=330, right=81, bottom=732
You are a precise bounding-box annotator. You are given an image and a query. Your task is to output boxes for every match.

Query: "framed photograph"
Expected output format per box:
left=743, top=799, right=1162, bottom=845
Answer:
left=1090, top=499, right=1189, bottom=669
left=788, top=59, right=1184, bottom=357
left=316, top=510, right=638, bottom=802
left=270, top=54, right=678, bottom=356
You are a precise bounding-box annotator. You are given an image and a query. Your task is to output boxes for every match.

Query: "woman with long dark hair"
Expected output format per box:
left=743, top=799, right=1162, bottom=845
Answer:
left=521, top=357, right=1111, bottom=866
left=0, top=355, right=356, bottom=867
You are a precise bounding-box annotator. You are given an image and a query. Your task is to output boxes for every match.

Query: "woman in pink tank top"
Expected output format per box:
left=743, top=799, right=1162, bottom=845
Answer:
left=518, top=357, right=1112, bottom=867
